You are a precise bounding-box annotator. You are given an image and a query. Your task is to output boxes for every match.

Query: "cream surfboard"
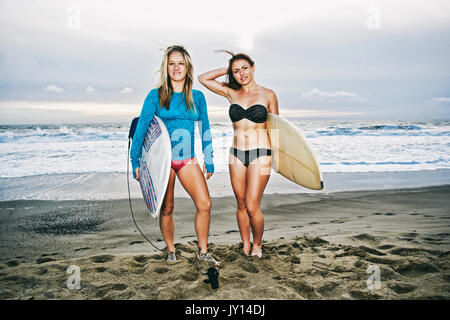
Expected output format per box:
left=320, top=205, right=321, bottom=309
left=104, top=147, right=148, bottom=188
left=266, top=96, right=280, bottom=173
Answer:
left=138, top=115, right=172, bottom=218
left=267, top=113, right=323, bottom=190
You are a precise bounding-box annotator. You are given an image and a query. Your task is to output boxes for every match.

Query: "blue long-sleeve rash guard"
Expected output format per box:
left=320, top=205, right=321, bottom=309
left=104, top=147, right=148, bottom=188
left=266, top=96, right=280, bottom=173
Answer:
left=130, top=88, right=214, bottom=178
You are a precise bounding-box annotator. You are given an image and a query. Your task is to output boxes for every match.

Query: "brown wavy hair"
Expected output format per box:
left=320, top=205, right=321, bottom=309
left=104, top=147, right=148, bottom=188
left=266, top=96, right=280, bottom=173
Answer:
left=216, top=50, right=255, bottom=90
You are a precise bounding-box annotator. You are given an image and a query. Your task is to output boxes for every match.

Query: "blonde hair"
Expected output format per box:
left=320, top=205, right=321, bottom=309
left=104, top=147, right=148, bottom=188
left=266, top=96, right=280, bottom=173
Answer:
left=158, top=45, right=195, bottom=112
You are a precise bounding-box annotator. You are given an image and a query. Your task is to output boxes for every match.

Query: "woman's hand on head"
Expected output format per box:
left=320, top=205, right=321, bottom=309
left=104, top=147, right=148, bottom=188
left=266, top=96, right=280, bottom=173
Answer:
left=198, top=67, right=230, bottom=99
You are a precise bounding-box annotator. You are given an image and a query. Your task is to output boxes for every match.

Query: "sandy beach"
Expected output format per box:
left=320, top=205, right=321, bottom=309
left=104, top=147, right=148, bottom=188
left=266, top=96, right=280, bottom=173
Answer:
left=0, top=185, right=449, bottom=300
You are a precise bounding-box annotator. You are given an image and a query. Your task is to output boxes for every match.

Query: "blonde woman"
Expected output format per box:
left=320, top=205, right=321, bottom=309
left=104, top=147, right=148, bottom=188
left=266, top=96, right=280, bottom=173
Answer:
left=130, top=45, right=220, bottom=266
left=199, top=51, right=279, bottom=258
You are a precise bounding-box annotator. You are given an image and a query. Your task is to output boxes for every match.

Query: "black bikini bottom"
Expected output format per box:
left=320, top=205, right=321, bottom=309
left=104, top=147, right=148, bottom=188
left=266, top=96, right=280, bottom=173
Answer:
left=230, top=147, right=272, bottom=167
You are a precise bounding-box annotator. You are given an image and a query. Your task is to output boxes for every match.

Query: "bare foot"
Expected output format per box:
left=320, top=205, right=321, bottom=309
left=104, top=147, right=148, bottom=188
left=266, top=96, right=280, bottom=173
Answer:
left=243, top=243, right=251, bottom=256
left=250, top=245, right=262, bottom=258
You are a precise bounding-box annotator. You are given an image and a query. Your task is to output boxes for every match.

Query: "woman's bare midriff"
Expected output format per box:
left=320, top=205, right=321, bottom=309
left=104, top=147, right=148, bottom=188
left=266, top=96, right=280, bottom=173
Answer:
left=232, top=120, right=271, bottom=150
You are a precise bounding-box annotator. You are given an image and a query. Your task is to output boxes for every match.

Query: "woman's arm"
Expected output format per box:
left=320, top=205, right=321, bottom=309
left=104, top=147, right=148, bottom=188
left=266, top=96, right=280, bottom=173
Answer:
left=197, top=91, right=214, bottom=176
left=198, top=67, right=230, bottom=100
left=130, top=89, right=158, bottom=180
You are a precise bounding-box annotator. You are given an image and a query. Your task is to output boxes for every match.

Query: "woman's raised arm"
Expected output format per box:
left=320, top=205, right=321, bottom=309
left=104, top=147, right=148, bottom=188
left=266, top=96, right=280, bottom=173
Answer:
left=198, top=67, right=230, bottom=99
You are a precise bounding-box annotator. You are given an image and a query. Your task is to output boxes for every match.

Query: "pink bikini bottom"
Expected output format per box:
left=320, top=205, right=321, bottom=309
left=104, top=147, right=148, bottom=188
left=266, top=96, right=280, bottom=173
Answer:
left=171, top=157, right=194, bottom=172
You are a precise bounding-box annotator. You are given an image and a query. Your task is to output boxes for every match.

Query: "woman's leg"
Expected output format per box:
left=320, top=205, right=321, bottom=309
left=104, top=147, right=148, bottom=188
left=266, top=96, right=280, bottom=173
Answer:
left=246, top=155, right=271, bottom=257
left=159, top=168, right=177, bottom=253
left=176, top=158, right=212, bottom=254
left=229, top=152, right=251, bottom=255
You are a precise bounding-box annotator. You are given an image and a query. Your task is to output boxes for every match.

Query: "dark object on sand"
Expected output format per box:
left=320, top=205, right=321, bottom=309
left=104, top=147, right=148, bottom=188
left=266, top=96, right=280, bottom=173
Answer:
left=204, top=267, right=219, bottom=289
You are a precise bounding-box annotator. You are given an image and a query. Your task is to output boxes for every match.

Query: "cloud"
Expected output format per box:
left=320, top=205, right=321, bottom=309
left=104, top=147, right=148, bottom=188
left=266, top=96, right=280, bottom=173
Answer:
left=120, top=87, right=133, bottom=94
left=44, top=85, right=64, bottom=93
left=85, top=86, right=97, bottom=94
left=432, top=97, right=450, bottom=105
left=301, top=88, right=366, bottom=102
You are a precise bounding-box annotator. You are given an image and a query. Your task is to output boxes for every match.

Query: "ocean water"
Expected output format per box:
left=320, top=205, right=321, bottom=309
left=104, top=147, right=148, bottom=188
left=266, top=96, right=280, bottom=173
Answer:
left=0, top=119, right=449, bottom=178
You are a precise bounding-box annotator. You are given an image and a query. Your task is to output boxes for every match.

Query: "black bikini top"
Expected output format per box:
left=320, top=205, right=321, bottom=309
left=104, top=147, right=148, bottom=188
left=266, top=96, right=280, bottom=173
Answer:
left=229, top=104, right=268, bottom=123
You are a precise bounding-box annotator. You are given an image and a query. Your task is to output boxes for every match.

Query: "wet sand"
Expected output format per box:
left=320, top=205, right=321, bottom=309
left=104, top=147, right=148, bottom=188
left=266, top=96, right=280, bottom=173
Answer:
left=0, top=186, right=449, bottom=299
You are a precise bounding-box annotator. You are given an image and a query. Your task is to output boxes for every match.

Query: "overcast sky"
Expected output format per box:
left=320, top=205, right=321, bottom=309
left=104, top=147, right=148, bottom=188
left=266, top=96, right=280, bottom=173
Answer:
left=0, top=0, right=449, bottom=124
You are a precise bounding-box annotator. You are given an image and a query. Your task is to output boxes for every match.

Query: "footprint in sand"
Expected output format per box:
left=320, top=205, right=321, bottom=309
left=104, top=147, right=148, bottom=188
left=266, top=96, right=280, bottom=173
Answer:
left=41, top=252, right=59, bottom=257
left=353, top=260, right=364, bottom=268
left=351, top=233, right=384, bottom=243
left=35, top=268, right=47, bottom=275
left=241, top=262, right=259, bottom=274
left=421, top=236, right=444, bottom=244
left=224, top=252, right=240, bottom=262
left=5, top=260, right=20, bottom=267
left=289, top=280, right=318, bottom=299
left=180, top=270, right=199, bottom=281
left=36, top=257, right=57, bottom=264
left=317, top=281, right=340, bottom=297
left=394, top=260, right=440, bottom=276
left=134, top=256, right=150, bottom=264
left=376, top=244, right=396, bottom=250
left=371, top=212, right=394, bottom=216
left=90, top=255, right=115, bottom=263
left=95, top=267, right=107, bottom=273
left=129, top=241, right=144, bottom=245
left=358, top=246, right=386, bottom=256
left=365, top=255, right=399, bottom=266
left=291, top=256, right=301, bottom=264
left=350, top=289, right=382, bottom=300
left=330, top=220, right=346, bottom=224
left=154, top=267, right=169, bottom=274
left=397, top=232, right=419, bottom=241
left=387, top=282, right=418, bottom=294
left=388, top=247, right=439, bottom=257
left=95, top=283, right=128, bottom=298
left=180, top=234, right=196, bottom=239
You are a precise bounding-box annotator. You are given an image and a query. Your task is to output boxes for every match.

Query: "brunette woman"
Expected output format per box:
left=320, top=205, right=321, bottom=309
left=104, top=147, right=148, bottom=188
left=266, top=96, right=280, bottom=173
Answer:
left=199, top=51, right=279, bottom=257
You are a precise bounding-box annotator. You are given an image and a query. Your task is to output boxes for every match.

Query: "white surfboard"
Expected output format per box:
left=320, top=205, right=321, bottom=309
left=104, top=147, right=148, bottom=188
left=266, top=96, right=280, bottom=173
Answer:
left=139, top=115, right=172, bottom=218
left=267, top=113, right=323, bottom=190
